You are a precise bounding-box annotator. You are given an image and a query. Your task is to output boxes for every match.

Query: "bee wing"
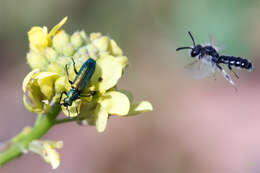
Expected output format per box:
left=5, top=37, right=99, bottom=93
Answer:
left=208, top=34, right=222, bottom=52
left=184, top=58, right=216, bottom=78
left=209, top=34, right=215, bottom=46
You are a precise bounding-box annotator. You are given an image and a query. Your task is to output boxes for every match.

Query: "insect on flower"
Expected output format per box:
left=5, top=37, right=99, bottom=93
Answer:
left=59, top=58, right=96, bottom=115
left=176, top=31, right=253, bottom=90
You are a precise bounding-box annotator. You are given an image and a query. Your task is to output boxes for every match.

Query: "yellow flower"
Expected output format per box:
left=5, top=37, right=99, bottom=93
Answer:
left=23, top=70, right=60, bottom=113
left=28, top=17, right=68, bottom=53
left=24, top=17, right=153, bottom=133
left=28, top=140, right=63, bottom=169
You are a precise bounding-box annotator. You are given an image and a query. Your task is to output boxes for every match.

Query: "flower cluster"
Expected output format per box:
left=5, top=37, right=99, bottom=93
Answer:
left=23, top=17, right=153, bottom=133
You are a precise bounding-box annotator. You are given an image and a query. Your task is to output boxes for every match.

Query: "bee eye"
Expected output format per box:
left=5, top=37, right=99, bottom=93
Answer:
left=191, top=50, right=198, bottom=57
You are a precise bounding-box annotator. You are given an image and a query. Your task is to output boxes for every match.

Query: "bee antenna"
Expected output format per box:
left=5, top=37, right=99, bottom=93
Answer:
left=176, top=46, right=192, bottom=51
left=188, top=31, right=196, bottom=46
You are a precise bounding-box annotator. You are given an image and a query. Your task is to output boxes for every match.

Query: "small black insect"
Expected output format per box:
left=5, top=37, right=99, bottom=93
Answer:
left=176, top=31, right=253, bottom=90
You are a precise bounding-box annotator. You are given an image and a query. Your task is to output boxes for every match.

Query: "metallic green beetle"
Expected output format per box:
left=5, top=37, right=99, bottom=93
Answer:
left=59, top=58, right=96, bottom=115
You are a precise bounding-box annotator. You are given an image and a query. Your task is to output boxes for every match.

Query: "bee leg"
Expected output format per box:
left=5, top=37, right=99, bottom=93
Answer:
left=71, top=58, right=79, bottom=75
left=216, top=64, right=237, bottom=91
left=59, top=91, right=68, bottom=105
left=65, top=64, right=73, bottom=85
left=228, top=65, right=239, bottom=79
left=211, top=62, right=217, bottom=81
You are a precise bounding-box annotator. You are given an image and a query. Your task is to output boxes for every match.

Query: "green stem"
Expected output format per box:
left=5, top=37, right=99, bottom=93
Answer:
left=0, top=104, right=61, bottom=166
left=54, top=117, right=84, bottom=125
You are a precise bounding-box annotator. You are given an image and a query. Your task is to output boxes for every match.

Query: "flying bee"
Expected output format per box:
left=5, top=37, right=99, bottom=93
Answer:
left=176, top=31, right=253, bottom=90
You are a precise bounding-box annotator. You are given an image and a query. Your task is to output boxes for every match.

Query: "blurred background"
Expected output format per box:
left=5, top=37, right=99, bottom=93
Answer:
left=1, top=0, right=260, bottom=172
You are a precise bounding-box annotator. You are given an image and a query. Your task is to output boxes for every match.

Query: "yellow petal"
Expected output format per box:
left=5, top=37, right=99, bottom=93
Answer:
left=23, top=95, right=44, bottom=114
left=115, top=56, right=128, bottom=69
left=128, top=101, right=153, bottom=116
left=29, top=140, right=63, bottom=169
left=108, top=39, right=123, bottom=56
left=92, top=55, right=123, bottom=93
left=47, top=63, right=63, bottom=74
left=23, top=69, right=40, bottom=92
left=99, top=91, right=130, bottom=116
left=90, top=32, right=102, bottom=41
left=49, top=16, right=68, bottom=37
left=42, top=143, right=61, bottom=169
left=54, top=76, right=66, bottom=93
left=35, top=72, right=59, bottom=100
left=23, top=70, right=49, bottom=113
left=28, top=26, right=49, bottom=48
left=94, top=104, right=108, bottom=133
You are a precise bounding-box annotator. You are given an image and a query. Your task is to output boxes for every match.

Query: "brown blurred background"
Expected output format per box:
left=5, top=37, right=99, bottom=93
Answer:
left=1, top=0, right=260, bottom=172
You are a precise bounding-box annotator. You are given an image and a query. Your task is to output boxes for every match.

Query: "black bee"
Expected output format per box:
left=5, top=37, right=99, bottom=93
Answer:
left=176, top=31, right=253, bottom=90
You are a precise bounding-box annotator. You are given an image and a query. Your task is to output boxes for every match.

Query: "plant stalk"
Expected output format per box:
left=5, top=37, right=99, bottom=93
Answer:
left=0, top=104, right=61, bottom=166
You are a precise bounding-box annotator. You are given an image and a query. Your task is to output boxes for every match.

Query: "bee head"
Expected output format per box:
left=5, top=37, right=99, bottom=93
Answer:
left=176, top=31, right=200, bottom=58
left=191, top=45, right=202, bottom=57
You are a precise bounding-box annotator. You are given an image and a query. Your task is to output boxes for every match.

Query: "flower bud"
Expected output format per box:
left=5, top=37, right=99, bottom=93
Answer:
left=71, top=32, right=83, bottom=49
left=63, top=43, right=75, bottom=56
left=26, top=51, right=48, bottom=70
left=52, top=30, right=69, bottom=53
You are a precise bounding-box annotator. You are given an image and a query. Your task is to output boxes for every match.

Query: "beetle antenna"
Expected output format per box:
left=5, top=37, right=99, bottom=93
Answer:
left=188, top=31, right=196, bottom=46
left=176, top=46, right=192, bottom=51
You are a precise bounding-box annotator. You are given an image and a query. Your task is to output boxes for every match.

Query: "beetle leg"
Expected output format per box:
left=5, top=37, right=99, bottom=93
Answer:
left=59, top=91, right=68, bottom=105
left=71, top=58, right=79, bottom=75
left=65, top=64, right=73, bottom=84
left=80, top=91, right=96, bottom=97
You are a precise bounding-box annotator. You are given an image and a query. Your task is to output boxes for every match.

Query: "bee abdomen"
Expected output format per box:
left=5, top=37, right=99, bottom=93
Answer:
left=219, top=56, right=253, bottom=71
